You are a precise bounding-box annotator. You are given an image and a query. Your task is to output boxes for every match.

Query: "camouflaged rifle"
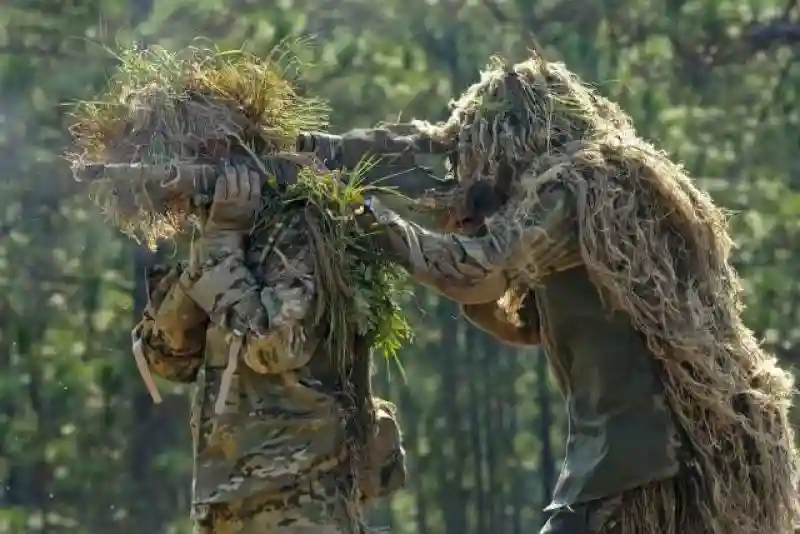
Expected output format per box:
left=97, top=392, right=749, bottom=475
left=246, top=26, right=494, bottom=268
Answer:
left=70, top=131, right=457, bottom=220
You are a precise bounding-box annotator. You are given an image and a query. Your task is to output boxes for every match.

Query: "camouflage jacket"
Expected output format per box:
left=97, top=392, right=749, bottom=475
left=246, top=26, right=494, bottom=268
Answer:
left=366, top=174, right=680, bottom=509
left=132, top=219, right=408, bottom=508
left=130, top=126, right=458, bottom=508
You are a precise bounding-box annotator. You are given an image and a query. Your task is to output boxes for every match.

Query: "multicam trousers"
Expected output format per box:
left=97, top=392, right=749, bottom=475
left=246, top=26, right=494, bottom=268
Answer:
left=193, top=478, right=366, bottom=534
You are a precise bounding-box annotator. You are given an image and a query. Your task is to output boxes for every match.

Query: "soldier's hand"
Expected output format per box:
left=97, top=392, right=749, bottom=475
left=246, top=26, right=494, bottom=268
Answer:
left=206, top=162, right=262, bottom=233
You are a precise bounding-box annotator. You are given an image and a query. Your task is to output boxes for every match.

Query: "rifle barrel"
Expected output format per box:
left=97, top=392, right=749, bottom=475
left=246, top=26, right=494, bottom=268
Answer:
left=71, top=162, right=218, bottom=196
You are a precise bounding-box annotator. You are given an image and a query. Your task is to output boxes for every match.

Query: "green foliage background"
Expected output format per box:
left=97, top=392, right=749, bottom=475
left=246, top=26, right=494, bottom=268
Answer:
left=1, top=0, right=799, bottom=532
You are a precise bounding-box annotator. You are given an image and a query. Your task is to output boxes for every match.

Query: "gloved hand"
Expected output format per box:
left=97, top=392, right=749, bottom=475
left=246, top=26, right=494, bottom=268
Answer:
left=201, top=162, right=262, bottom=260
left=183, top=162, right=269, bottom=336
left=349, top=196, right=420, bottom=272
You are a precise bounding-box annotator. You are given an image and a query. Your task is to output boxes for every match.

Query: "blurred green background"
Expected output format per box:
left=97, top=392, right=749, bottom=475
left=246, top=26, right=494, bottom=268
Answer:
left=1, top=0, right=799, bottom=532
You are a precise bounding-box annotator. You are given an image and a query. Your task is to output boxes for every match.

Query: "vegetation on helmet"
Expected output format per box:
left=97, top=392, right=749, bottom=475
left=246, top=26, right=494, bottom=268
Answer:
left=66, top=45, right=327, bottom=243
left=66, top=44, right=411, bottom=364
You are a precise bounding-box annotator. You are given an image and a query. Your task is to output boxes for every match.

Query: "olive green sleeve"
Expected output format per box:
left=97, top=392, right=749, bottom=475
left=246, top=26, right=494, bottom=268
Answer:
left=364, top=183, right=577, bottom=304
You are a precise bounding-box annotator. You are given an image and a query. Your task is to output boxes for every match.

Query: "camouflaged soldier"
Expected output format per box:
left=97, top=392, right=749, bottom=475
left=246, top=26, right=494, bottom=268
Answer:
left=343, top=57, right=799, bottom=534
left=132, top=161, right=410, bottom=534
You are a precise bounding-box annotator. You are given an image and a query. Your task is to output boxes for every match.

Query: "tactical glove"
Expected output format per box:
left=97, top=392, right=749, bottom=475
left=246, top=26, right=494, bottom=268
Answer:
left=204, top=162, right=261, bottom=243
left=182, top=162, right=269, bottom=336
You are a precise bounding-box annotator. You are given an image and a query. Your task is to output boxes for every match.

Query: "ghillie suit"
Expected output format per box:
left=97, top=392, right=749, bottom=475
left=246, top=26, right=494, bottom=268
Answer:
left=67, top=46, right=418, bottom=533
left=362, top=54, right=800, bottom=534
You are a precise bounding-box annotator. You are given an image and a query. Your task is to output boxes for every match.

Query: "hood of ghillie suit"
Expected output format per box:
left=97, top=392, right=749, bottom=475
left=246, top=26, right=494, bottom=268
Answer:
left=67, top=46, right=329, bottom=245
left=418, top=54, right=800, bottom=534
left=413, top=54, right=632, bottom=193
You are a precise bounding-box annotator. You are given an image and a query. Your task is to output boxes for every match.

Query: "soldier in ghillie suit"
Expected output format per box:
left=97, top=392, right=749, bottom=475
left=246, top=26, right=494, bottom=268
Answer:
left=133, top=161, right=412, bottom=533
left=66, top=46, right=454, bottom=534
left=336, top=54, right=800, bottom=534
left=126, top=125, right=449, bottom=532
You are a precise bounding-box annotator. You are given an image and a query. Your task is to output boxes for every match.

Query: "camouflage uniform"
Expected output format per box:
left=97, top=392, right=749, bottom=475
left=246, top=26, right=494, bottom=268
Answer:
left=131, top=148, right=431, bottom=533
left=358, top=183, right=680, bottom=534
